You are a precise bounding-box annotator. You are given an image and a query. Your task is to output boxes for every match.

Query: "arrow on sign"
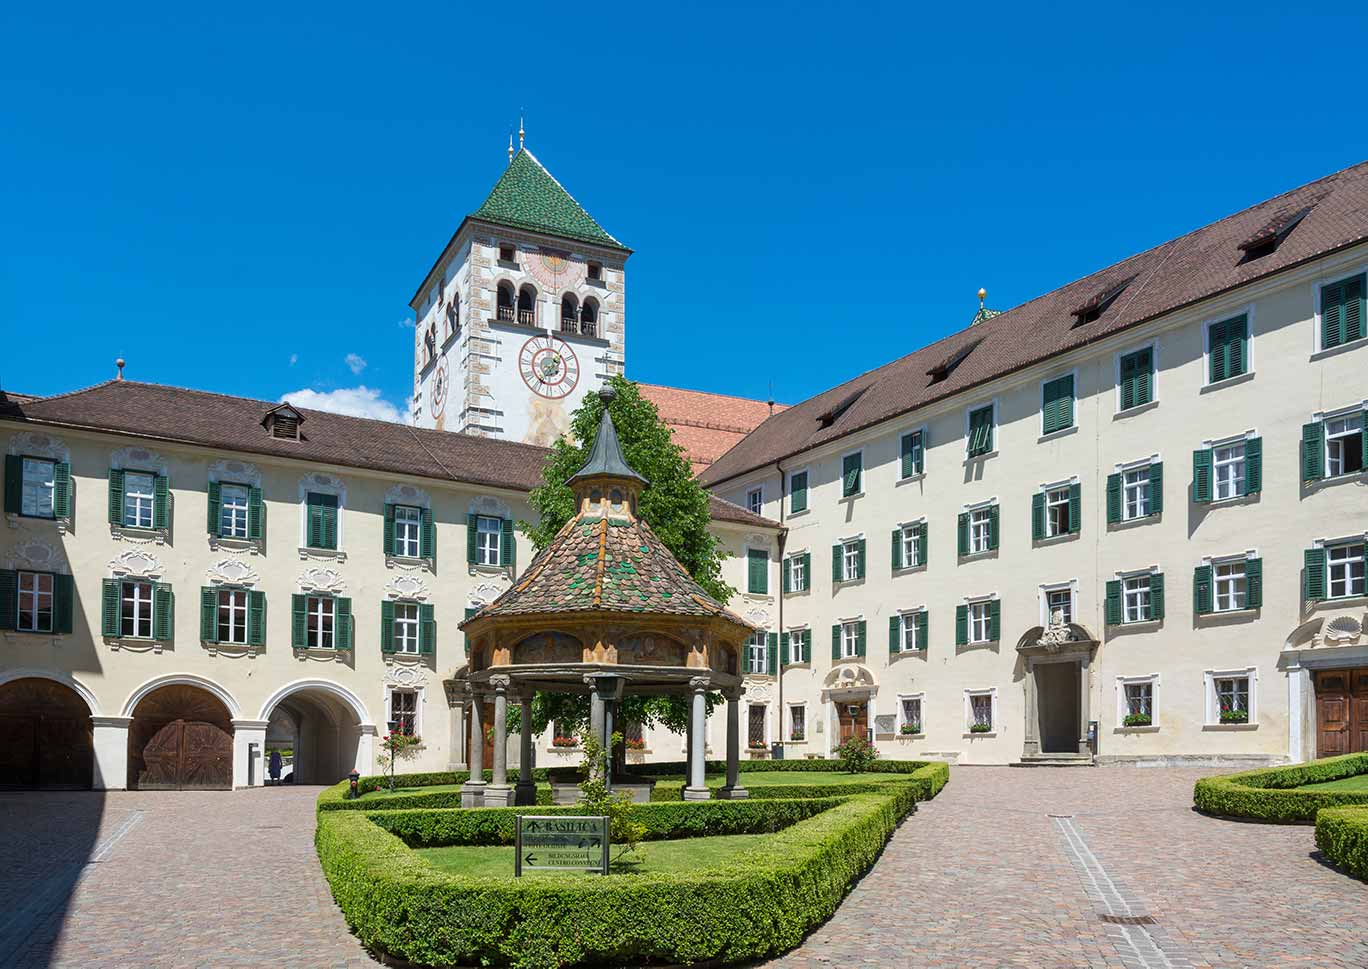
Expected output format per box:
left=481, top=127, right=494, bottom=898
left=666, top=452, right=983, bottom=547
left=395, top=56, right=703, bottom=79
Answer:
left=524, top=853, right=537, bottom=865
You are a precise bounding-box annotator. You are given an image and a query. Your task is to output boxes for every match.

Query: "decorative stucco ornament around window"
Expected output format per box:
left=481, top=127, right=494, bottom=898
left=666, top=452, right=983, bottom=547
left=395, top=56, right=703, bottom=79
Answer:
left=298, top=568, right=345, bottom=595
left=109, top=549, right=163, bottom=579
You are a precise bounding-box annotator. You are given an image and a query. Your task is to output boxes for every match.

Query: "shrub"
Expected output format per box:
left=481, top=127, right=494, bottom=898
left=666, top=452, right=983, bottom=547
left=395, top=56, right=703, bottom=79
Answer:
left=834, top=736, right=878, bottom=772
left=1192, top=753, right=1368, bottom=823
left=969, top=723, right=991, bottom=734
left=1122, top=713, right=1152, bottom=727
left=1315, top=805, right=1368, bottom=881
left=899, top=723, right=920, bottom=735
left=1219, top=709, right=1249, bottom=724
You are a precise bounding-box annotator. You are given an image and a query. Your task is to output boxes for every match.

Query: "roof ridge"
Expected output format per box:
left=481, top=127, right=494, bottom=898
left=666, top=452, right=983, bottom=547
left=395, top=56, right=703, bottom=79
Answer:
left=637, top=382, right=786, bottom=407
left=519, top=149, right=623, bottom=247
left=17, top=378, right=120, bottom=405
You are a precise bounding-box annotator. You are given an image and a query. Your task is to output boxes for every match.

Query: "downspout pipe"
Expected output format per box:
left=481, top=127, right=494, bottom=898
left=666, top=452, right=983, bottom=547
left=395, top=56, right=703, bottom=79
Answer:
left=774, top=460, right=787, bottom=760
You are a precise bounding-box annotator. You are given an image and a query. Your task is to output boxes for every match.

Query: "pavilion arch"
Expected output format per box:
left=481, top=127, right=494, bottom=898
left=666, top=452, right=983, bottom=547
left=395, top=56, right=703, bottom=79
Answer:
left=121, top=673, right=241, bottom=719
left=256, top=679, right=375, bottom=785
left=0, top=668, right=101, bottom=716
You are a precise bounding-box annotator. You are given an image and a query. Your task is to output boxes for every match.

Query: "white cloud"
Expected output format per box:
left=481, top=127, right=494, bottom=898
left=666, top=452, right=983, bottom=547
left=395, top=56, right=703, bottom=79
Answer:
left=289, top=353, right=298, bottom=366
left=280, top=386, right=407, bottom=424
left=398, top=316, right=416, bottom=329
left=345, top=353, right=368, bottom=375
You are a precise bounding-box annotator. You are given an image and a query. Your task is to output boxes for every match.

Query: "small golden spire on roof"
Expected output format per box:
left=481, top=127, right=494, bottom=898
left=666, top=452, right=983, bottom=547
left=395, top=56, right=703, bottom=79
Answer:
left=518, top=112, right=525, bottom=150
left=507, top=133, right=514, bottom=164
left=978, top=287, right=987, bottom=308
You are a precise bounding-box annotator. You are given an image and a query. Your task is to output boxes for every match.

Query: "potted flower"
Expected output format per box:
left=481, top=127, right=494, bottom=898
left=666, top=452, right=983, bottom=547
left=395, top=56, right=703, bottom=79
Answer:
left=789, top=729, right=805, bottom=742
left=900, top=722, right=920, bottom=736
left=747, top=740, right=769, bottom=755
left=969, top=722, right=992, bottom=734
left=552, top=735, right=579, bottom=749
left=1220, top=708, right=1249, bottom=724
left=1122, top=713, right=1153, bottom=727
left=624, top=737, right=646, bottom=750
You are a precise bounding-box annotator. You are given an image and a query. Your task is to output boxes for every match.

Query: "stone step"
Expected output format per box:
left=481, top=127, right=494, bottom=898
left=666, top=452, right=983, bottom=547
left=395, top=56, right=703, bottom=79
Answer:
left=1012, top=755, right=1095, bottom=767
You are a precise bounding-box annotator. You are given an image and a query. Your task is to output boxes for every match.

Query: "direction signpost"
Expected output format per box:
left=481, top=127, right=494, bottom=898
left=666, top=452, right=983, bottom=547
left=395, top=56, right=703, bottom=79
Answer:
left=514, top=815, right=610, bottom=876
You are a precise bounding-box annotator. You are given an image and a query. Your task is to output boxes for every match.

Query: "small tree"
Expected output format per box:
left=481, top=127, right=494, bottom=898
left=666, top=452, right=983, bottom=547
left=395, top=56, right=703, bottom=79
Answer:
left=578, top=731, right=645, bottom=864
left=834, top=735, right=878, bottom=773
left=376, top=733, right=421, bottom=792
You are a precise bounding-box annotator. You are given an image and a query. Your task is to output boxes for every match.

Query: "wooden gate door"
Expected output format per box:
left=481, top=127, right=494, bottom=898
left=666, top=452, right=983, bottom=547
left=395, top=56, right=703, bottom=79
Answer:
left=1353, top=670, right=1368, bottom=754
left=1316, top=670, right=1355, bottom=757
left=135, top=720, right=233, bottom=790
left=0, top=679, right=93, bottom=789
left=837, top=703, right=868, bottom=744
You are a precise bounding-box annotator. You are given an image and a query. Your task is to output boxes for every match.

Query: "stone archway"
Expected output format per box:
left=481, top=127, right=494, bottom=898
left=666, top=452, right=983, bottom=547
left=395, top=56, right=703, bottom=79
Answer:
left=256, top=681, right=374, bottom=785
left=128, top=684, right=234, bottom=790
left=0, top=677, right=95, bottom=789
left=1015, top=619, right=1099, bottom=764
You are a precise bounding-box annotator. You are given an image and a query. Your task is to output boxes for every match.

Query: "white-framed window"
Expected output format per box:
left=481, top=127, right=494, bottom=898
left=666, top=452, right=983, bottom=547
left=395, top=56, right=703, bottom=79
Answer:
left=123, top=471, right=156, bottom=529
left=476, top=515, right=502, bottom=566
left=1115, top=674, right=1160, bottom=728
left=899, top=524, right=922, bottom=568
left=898, top=694, right=924, bottom=735
left=840, top=620, right=860, bottom=658
left=788, top=552, right=807, bottom=592
left=746, top=487, right=763, bottom=516
left=747, top=702, right=768, bottom=747
left=394, top=505, right=421, bottom=558
left=898, top=428, right=926, bottom=479
left=1202, top=307, right=1254, bottom=385
left=788, top=703, right=807, bottom=742
left=1212, top=441, right=1246, bottom=501
left=17, top=570, right=54, bottom=633
left=121, top=580, right=154, bottom=639
left=1122, top=574, right=1152, bottom=624
left=220, top=484, right=250, bottom=539
left=388, top=688, right=419, bottom=736
left=1123, top=465, right=1152, bottom=520
left=1043, top=583, right=1074, bottom=625
left=842, top=539, right=861, bottom=582
left=394, top=601, right=420, bottom=654
left=969, top=507, right=992, bottom=554
left=746, top=629, right=768, bottom=674
left=968, top=600, right=991, bottom=643
left=965, top=689, right=995, bottom=732
left=21, top=457, right=56, bottom=518
left=1205, top=668, right=1257, bottom=725
left=1213, top=560, right=1247, bottom=612
left=307, top=595, right=335, bottom=649
left=896, top=610, right=923, bottom=652
left=218, top=588, right=249, bottom=644
left=1045, top=485, right=1071, bottom=537
left=1326, top=413, right=1365, bottom=478
left=1328, top=541, right=1367, bottom=599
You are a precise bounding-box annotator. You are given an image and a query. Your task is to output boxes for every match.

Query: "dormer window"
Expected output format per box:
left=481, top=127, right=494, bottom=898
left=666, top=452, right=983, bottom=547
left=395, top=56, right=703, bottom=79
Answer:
left=587, top=261, right=603, bottom=281
left=817, top=387, right=867, bottom=429
left=1238, top=204, right=1313, bottom=262
left=1070, top=276, right=1135, bottom=326
left=498, top=243, right=516, bottom=264
left=927, top=340, right=981, bottom=385
left=263, top=404, right=304, bottom=441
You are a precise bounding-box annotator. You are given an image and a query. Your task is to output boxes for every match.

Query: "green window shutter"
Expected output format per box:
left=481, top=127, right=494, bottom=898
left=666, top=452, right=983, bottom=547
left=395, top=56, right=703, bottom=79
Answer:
left=1192, top=449, right=1212, bottom=503
left=1193, top=565, right=1213, bottom=615
left=891, top=529, right=903, bottom=570
left=1245, top=557, right=1263, bottom=610
left=1243, top=437, right=1262, bottom=495
left=2, top=456, right=20, bottom=516
left=1304, top=547, right=1327, bottom=602
left=101, top=579, right=120, bottom=637
left=500, top=518, right=515, bottom=568
left=901, top=432, right=922, bottom=478
left=889, top=614, right=901, bottom=654
left=107, top=469, right=124, bottom=524
left=1148, top=462, right=1164, bottom=515
left=856, top=620, right=866, bottom=657
left=335, top=597, right=353, bottom=649
left=842, top=453, right=861, bottom=497
left=1119, top=353, right=1136, bottom=410
left=466, top=513, right=479, bottom=563
left=54, top=573, right=74, bottom=634
left=1068, top=482, right=1082, bottom=534
left=1149, top=573, right=1165, bottom=621
left=968, top=407, right=994, bottom=456
left=954, top=605, right=967, bottom=646
left=831, top=624, right=841, bottom=661
left=420, top=603, right=436, bottom=655
left=1209, top=320, right=1229, bottom=383
left=802, top=629, right=812, bottom=663
left=152, top=475, right=170, bottom=530
left=957, top=512, right=969, bottom=556
left=206, top=481, right=221, bottom=535
left=324, top=497, right=338, bottom=550
left=291, top=594, right=307, bottom=648
left=855, top=538, right=866, bottom=579
left=153, top=583, right=174, bottom=641
left=1321, top=275, right=1364, bottom=349
left=747, top=549, right=768, bottom=595
left=247, top=486, right=264, bottom=540
left=383, top=504, right=396, bottom=556
left=989, top=599, right=1001, bottom=641
left=1106, top=473, right=1121, bottom=523
left=1363, top=411, right=1368, bottom=469
left=1031, top=492, right=1045, bottom=541
left=1228, top=315, right=1248, bottom=379
left=1105, top=580, right=1122, bottom=625
left=790, top=473, right=807, bottom=513
left=988, top=504, right=1000, bottom=550
left=782, top=556, right=792, bottom=594
left=420, top=508, right=435, bottom=560
left=1043, top=375, right=1074, bottom=433
left=248, top=590, right=266, bottom=646
left=831, top=544, right=842, bottom=584
left=780, top=631, right=789, bottom=666
left=1, top=570, right=19, bottom=630
left=52, top=462, right=71, bottom=518
left=766, top=632, right=778, bottom=675
left=1347, top=275, right=1366, bottom=343
left=916, top=522, right=928, bottom=566
left=1301, top=422, right=1325, bottom=482
left=914, top=611, right=927, bottom=650
left=201, top=587, right=218, bottom=643
left=1135, top=348, right=1153, bottom=406
left=801, top=552, right=811, bottom=591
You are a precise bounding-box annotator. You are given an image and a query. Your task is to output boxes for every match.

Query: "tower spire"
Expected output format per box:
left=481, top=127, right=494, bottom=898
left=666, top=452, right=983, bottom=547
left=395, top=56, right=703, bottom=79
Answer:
left=518, top=112, right=525, bottom=150
left=507, top=132, right=514, bottom=164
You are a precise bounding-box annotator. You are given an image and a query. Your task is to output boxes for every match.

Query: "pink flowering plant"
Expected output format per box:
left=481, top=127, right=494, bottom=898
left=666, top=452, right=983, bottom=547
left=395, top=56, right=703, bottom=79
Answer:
left=376, top=732, right=422, bottom=792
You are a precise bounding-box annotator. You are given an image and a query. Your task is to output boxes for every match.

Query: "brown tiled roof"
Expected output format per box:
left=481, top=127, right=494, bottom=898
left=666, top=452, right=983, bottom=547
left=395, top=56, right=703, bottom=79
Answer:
left=700, top=160, right=1368, bottom=486
left=1, top=379, right=779, bottom=527
left=638, top=383, right=785, bottom=475
left=467, top=508, right=751, bottom=625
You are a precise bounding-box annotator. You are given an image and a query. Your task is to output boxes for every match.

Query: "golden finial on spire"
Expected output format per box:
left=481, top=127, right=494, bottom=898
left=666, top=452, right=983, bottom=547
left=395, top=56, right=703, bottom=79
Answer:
left=518, top=111, right=525, bottom=150
left=978, top=288, right=988, bottom=310
left=508, top=133, right=514, bottom=163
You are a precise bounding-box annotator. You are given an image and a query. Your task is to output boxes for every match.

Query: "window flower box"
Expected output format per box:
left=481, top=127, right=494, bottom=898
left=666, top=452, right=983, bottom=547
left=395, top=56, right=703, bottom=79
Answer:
left=1122, top=713, right=1153, bottom=727
left=969, top=722, right=992, bottom=734
left=899, top=723, right=921, bottom=735
left=789, top=730, right=805, bottom=742
left=552, top=736, right=579, bottom=749
left=623, top=737, right=646, bottom=751
left=1219, top=709, right=1249, bottom=725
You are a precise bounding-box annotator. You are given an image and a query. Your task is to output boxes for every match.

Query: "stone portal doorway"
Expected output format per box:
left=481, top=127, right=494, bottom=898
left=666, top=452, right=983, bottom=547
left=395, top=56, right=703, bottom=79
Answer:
left=1035, top=661, right=1081, bottom=754
left=1015, top=618, right=1098, bottom=765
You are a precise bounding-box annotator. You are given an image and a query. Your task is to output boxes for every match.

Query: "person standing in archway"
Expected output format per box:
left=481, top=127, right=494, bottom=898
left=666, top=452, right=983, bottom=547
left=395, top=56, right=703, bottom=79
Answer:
left=269, top=749, right=282, bottom=786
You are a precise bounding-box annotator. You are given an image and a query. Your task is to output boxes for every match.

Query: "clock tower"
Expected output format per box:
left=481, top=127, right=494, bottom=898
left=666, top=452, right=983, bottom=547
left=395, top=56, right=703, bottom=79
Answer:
left=408, top=145, right=630, bottom=446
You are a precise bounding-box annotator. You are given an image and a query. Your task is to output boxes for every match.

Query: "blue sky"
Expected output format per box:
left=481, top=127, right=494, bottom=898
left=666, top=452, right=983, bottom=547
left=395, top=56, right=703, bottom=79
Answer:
left=4, top=2, right=1366, bottom=420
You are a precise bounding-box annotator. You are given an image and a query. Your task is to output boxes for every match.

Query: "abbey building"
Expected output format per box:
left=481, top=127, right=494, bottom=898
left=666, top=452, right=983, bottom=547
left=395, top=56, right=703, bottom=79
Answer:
left=2, top=149, right=1367, bottom=790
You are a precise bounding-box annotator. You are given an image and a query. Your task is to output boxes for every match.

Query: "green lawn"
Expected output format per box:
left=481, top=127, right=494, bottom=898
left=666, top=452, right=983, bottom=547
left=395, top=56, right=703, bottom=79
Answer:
left=417, top=833, right=769, bottom=878
left=1294, top=773, right=1368, bottom=792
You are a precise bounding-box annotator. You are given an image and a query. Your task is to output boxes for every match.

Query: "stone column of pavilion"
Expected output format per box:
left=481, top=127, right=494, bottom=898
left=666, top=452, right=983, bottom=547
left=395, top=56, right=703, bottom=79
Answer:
left=455, top=387, right=754, bottom=806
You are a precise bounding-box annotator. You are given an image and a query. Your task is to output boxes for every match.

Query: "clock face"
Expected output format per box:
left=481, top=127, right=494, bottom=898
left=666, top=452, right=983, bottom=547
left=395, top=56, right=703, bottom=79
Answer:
left=430, top=359, right=448, bottom=416
left=519, top=334, right=580, bottom=399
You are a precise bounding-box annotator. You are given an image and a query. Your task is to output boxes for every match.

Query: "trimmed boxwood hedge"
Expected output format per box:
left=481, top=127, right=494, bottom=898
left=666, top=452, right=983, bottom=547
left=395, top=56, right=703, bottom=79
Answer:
left=1192, top=753, right=1368, bottom=823
left=1315, top=805, right=1368, bottom=880
left=316, top=782, right=924, bottom=969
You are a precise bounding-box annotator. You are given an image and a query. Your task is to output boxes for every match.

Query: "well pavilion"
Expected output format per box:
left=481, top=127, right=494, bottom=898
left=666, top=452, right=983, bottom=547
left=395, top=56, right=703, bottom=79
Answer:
left=456, top=388, right=754, bottom=806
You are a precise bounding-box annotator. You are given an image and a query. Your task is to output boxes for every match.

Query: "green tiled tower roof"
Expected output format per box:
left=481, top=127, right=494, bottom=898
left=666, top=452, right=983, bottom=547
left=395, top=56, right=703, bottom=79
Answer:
left=471, top=148, right=628, bottom=251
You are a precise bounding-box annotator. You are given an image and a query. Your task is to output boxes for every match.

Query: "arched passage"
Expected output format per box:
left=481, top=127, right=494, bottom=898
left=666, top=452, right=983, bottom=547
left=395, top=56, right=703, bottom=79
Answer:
left=0, top=677, right=94, bottom=789
left=258, top=681, right=372, bottom=785
left=128, top=684, right=234, bottom=790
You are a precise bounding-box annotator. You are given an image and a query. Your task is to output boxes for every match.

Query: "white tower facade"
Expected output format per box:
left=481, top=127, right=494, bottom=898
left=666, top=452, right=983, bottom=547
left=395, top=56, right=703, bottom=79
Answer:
left=409, top=148, right=630, bottom=446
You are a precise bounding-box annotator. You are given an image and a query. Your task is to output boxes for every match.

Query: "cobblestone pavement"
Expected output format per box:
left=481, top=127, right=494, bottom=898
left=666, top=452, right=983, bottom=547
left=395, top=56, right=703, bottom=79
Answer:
left=765, top=766, right=1368, bottom=969
left=0, top=786, right=380, bottom=969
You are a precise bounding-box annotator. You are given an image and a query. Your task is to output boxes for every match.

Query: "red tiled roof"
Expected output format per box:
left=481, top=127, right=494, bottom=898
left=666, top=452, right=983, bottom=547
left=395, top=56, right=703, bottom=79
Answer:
left=700, top=159, right=1368, bottom=487
left=639, top=383, right=786, bottom=475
